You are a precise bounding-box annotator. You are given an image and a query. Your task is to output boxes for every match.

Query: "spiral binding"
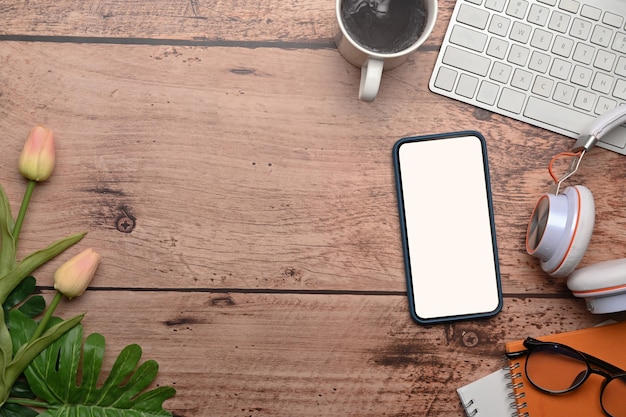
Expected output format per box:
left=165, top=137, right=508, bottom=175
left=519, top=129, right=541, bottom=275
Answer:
left=459, top=398, right=478, bottom=417
left=503, top=356, right=529, bottom=417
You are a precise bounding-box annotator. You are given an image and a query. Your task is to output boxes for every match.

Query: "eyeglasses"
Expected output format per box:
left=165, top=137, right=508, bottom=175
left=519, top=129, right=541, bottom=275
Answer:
left=507, top=337, right=626, bottom=417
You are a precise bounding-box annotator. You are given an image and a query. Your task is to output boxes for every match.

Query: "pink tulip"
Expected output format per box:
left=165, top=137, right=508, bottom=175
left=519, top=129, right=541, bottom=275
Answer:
left=18, top=126, right=56, bottom=181
left=54, top=248, right=101, bottom=299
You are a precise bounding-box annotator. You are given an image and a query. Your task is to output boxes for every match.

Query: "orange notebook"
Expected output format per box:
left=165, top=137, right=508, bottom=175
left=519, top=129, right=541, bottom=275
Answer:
left=505, top=320, right=626, bottom=417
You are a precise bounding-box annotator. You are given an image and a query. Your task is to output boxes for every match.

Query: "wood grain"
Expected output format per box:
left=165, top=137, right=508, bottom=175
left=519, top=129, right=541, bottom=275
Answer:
left=0, top=0, right=625, bottom=416
left=0, top=0, right=453, bottom=45
left=48, top=290, right=626, bottom=417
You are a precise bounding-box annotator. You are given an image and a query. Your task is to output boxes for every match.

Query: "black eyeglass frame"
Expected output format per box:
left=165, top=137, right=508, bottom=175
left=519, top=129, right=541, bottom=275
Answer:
left=507, top=337, right=626, bottom=417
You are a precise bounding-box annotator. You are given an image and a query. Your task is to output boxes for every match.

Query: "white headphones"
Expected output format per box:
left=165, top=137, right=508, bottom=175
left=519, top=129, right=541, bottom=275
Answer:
left=526, top=105, right=626, bottom=314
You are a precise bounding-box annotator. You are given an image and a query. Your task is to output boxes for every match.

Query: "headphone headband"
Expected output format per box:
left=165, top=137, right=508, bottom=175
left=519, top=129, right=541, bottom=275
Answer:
left=573, top=105, right=626, bottom=152
left=528, top=105, right=626, bottom=314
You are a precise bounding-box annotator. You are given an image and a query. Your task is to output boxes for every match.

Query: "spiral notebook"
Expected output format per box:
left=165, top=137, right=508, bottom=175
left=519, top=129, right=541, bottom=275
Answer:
left=456, top=368, right=516, bottom=417
left=457, top=320, right=626, bottom=417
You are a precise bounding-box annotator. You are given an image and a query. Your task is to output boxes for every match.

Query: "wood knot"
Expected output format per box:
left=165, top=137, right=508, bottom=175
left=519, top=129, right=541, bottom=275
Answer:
left=462, top=331, right=479, bottom=348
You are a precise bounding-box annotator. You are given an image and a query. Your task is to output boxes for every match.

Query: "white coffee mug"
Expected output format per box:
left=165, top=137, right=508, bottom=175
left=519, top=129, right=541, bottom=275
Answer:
left=335, top=0, right=437, bottom=101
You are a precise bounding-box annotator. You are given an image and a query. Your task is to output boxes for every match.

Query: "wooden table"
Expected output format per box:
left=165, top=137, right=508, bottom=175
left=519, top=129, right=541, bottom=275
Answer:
left=1, top=1, right=625, bottom=416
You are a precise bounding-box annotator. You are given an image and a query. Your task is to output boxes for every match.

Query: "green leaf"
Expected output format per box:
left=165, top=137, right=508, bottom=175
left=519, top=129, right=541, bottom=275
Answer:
left=7, top=315, right=84, bottom=381
left=7, top=379, right=35, bottom=401
left=25, top=325, right=175, bottom=417
left=0, top=401, right=38, bottom=417
left=0, top=309, right=11, bottom=396
left=0, top=378, right=37, bottom=416
left=3, top=278, right=44, bottom=320
left=16, top=298, right=44, bottom=320
left=0, top=186, right=16, bottom=276
left=6, top=310, right=37, bottom=356
left=3, top=277, right=37, bottom=312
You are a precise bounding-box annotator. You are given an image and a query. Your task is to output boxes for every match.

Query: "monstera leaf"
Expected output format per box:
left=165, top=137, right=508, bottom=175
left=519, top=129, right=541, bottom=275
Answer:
left=1, top=278, right=43, bottom=417
left=0, top=401, right=37, bottom=417
left=10, top=313, right=175, bottom=416
left=3, top=277, right=45, bottom=321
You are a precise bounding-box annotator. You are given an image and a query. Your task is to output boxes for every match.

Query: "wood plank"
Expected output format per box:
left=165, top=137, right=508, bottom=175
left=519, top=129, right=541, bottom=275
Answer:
left=50, top=290, right=626, bottom=417
left=1, top=42, right=623, bottom=296
left=0, top=0, right=454, bottom=45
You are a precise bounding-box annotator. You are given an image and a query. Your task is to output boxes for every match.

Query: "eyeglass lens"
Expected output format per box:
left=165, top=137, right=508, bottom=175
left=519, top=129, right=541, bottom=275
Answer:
left=603, top=377, right=626, bottom=417
left=526, top=345, right=626, bottom=417
left=526, top=345, right=588, bottom=392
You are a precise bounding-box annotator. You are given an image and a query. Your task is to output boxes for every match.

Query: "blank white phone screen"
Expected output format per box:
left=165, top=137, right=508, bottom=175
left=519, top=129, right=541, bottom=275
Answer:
left=397, top=134, right=500, bottom=321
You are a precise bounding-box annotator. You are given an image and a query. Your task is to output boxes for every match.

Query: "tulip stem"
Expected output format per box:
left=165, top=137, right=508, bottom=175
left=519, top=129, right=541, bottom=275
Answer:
left=30, top=291, right=62, bottom=342
left=13, top=180, right=36, bottom=244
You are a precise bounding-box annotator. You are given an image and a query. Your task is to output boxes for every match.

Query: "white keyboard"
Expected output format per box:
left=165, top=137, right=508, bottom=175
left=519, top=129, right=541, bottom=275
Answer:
left=430, top=0, right=626, bottom=155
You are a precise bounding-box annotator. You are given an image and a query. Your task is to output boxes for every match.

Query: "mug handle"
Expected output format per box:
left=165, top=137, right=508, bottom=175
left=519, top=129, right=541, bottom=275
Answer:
left=358, top=58, right=384, bottom=102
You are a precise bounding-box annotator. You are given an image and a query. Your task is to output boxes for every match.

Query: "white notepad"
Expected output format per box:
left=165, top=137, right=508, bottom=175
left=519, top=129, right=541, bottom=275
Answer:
left=456, top=368, right=514, bottom=417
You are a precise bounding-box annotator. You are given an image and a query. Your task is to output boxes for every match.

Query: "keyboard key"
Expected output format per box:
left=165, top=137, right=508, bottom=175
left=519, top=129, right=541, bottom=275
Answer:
left=571, top=65, right=593, bottom=87
left=569, top=18, right=592, bottom=40
left=603, top=12, right=623, bottom=29
left=450, top=25, right=488, bottom=52
left=511, top=68, right=533, bottom=90
left=486, top=37, right=509, bottom=59
left=490, top=61, right=513, bottom=83
left=550, top=58, right=572, bottom=79
left=498, top=88, right=526, bottom=113
left=456, top=73, right=479, bottom=98
left=613, top=33, right=626, bottom=54
left=548, top=11, right=571, bottom=33
left=508, top=44, right=530, bottom=66
left=442, top=46, right=491, bottom=76
left=510, top=21, right=532, bottom=43
left=433, top=67, right=458, bottom=91
left=484, top=0, right=506, bottom=12
left=580, top=4, right=601, bottom=21
left=614, top=79, right=626, bottom=100
left=477, top=81, right=500, bottom=105
left=552, top=35, right=574, bottom=57
left=488, top=15, right=511, bottom=37
left=558, top=0, right=579, bottom=14
left=532, top=75, right=555, bottom=97
left=591, top=72, right=614, bottom=94
left=590, top=25, right=613, bottom=47
left=594, top=50, right=616, bottom=72
left=554, top=82, right=575, bottom=104
left=617, top=57, right=626, bottom=77
left=527, top=4, right=550, bottom=26
left=595, top=97, right=617, bottom=114
left=457, top=4, right=490, bottom=29
left=572, top=43, right=595, bottom=64
left=530, top=28, right=553, bottom=50
left=524, top=96, right=594, bottom=134
left=529, top=51, right=551, bottom=73
left=506, top=0, right=529, bottom=19
left=573, top=90, right=595, bottom=111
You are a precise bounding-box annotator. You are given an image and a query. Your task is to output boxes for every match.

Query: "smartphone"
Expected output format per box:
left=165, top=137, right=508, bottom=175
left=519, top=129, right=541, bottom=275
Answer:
left=393, top=131, right=502, bottom=324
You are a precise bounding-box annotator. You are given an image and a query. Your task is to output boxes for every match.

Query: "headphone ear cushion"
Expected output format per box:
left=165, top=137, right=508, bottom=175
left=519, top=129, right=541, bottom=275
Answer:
left=567, top=258, right=626, bottom=314
left=541, top=185, right=595, bottom=277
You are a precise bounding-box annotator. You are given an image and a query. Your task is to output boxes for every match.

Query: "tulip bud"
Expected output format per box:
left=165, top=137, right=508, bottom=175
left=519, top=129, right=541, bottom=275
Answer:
left=54, top=248, right=101, bottom=299
left=18, top=126, right=56, bottom=181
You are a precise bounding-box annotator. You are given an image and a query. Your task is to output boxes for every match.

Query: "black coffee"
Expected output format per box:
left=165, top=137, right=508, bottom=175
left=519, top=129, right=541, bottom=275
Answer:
left=341, top=0, right=427, bottom=54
